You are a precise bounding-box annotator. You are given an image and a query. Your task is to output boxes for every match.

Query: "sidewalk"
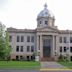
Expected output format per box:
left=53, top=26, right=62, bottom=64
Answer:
left=40, top=62, right=71, bottom=71
left=40, top=62, right=66, bottom=69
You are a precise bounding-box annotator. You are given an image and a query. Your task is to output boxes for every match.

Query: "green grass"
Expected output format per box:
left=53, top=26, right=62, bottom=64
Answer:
left=58, top=62, right=72, bottom=69
left=0, top=61, right=40, bottom=69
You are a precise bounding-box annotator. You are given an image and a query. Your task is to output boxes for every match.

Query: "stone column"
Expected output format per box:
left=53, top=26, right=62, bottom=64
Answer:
left=52, top=35, right=55, bottom=57
left=40, top=35, right=43, bottom=58
left=37, top=35, right=40, bottom=52
left=55, top=35, right=59, bottom=61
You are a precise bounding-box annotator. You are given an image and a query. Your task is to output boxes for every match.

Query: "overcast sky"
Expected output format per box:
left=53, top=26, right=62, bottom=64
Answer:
left=0, top=0, right=72, bottom=30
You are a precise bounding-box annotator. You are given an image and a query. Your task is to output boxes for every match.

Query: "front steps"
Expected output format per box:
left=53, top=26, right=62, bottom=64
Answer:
left=40, top=57, right=55, bottom=61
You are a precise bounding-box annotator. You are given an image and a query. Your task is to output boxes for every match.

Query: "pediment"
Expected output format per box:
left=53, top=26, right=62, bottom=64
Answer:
left=37, top=26, right=58, bottom=33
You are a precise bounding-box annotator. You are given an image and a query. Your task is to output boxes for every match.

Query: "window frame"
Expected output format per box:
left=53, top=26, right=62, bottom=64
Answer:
left=70, top=47, right=72, bottom=52
left=31, top=45, right=34, bottom=52
left=64, top=46, right=66, bottom=52
left=45, top=21, right=48, bottom=25
left=27, top=46, right=30, bottom=52
left=64, top=37, right=67, bottom=43
left=21, top=36, right=24, bottom=42
left=70, top=37, right=72, bottom=43
left=31, top=36, right=34, bottom=43
left=16, top=46, right=19, bottom=52
left=27, top=36, right=30, bottom=42
left=9, top=36, right=12, bottom=42
left=60, top=46, right=62, bottom=52
left=20, top=46, right=23, bottom=52
left=17, top=36, right=20, bottom=42
left=59, top=37, right=62, bottom=43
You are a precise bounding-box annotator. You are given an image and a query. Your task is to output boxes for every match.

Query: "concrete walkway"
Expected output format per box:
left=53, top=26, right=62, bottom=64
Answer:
left=0, top=70, right=39, bottom=72
left=41, top=62, right=66, bottom=69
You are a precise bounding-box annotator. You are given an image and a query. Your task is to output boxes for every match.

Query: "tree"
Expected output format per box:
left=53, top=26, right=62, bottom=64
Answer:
left=0, top=22, right=11, bottom=60
left=4, top=32, right=11, bottom=60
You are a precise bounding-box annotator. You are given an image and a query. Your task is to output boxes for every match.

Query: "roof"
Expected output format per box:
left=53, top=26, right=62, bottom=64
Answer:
left=7, top=27, right=36, bottom=33
left=37, top=3, right=54, bottom=18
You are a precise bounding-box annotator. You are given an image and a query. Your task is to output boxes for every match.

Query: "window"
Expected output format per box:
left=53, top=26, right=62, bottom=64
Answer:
left=20, top=46, right=23, bottom=52
left=70, top=37, right=72, bottom=43
left=27, top=36, right=30, bottom=42
left=60, top=46, right=62, bottom=52
left=45, top=21, right=48, bottom=25
left=59, top=37, right=62, bottom=43
left=16, top=56, right=19, bottom=60
left=70, top=56, right=72, bottom=61
left=20, top=56, right=23, bottom=60
left=70, top=47, right=72, bottom=52
left=21, top=36, right=24, bottom=42
left=64, top=47, right=66, bottom=52
left=9, top=36, right=12, bottom=42
left=27, top=56, right=30, bottom=61
left=17, top=36, right=20, bottom=42
left=31, top=36, right=34, bottom=42
left=40, top=21, right=41, bottom=24
left=27, top=46, right=30, bottom=52
left=31, top=46, right=34, bottom=52
left=64, top=37, right=67, bottom=43
left=16, top=46, right=19, bottom=52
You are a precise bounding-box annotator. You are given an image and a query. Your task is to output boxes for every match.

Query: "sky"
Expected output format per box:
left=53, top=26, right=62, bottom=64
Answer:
left=0, top=0, right=72, bottom=30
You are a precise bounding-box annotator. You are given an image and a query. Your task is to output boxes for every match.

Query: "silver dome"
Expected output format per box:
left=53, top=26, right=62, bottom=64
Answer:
left=37, top=3, right=54, bottom=18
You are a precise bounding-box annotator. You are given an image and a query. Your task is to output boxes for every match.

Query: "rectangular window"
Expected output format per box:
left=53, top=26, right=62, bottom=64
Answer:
left=17, top=36, right=20, bottom=42
left=20, top=46, right=23, bottom=52
left=9, top=36, right=12, bottom=42
left=64, top=37, right=67, bottom=43
left=16, top=46, right=19, bottom=52
left=64, top=47, right=66, bottom=52
left=31, top=36, right=34, bottom=42
left=27, top=46, right=30, bottom=52
left=70, top=37, right=72, bottom=43
left=40, top=21, right=41, bottom=24
left=20, top=56, right=23, bottom=60
left=45, top=21, right=48, bottom=25
left=16, top=56, right=19, bottom=60
left=59, top=37, right=62, bottom=43
left=27, top=36, right=30, bottom=42
left=70, top=47, right=72, bottom=52
left=31, top=46, right=34, bottom=52
left=60, top=46, right=62, bottom=52
left=21, top=36, right=24, bottom=42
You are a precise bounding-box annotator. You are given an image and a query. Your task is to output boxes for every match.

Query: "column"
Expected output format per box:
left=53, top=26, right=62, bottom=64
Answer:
left=37, top=35, right=39, bottom=52
left=40, top=35, right=43, bottom=58
left=55, top=35, right=59, bottom=54
left=52, top=35, right=55, bottom=57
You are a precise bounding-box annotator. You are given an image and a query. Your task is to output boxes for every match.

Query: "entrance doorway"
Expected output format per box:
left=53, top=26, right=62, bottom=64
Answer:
left=43, top=46, right=51, bottom=57
left=43, top=38, right=51, bottom=57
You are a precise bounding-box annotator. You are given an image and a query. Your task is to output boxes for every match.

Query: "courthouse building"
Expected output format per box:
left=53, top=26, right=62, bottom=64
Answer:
left=7, top=4, right=72, bottom=61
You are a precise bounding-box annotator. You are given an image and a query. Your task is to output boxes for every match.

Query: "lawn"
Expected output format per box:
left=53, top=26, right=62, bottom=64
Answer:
left=0, top=61, right=40, bottom=69
left=58, top=62, right=72, bottom=69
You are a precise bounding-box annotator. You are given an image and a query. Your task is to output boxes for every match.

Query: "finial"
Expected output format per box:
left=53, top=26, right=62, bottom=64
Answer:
left=44, top=3, right=47, bottom=9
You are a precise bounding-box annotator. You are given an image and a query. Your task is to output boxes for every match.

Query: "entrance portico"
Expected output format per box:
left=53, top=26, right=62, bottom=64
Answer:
left=37, top=33, right=58, bottom=61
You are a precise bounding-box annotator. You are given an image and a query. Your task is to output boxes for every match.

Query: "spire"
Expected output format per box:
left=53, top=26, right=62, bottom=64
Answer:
left=44, top=3, right=47, bottom=9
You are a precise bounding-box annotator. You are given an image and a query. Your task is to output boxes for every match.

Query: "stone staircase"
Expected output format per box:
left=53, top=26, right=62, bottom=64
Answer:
left=40, top=57, right=55, bottom=61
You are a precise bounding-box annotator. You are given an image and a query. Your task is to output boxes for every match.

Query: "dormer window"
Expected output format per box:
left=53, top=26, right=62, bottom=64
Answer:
left=45, top=21, right=48, bottom=25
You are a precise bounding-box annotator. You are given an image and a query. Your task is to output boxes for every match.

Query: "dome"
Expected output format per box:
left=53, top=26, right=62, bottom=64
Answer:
left=37, top=3, right=54, bottom=18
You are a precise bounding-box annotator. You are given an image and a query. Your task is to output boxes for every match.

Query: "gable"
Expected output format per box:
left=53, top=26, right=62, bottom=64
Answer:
left=37, top=26, right=58, bottom=33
